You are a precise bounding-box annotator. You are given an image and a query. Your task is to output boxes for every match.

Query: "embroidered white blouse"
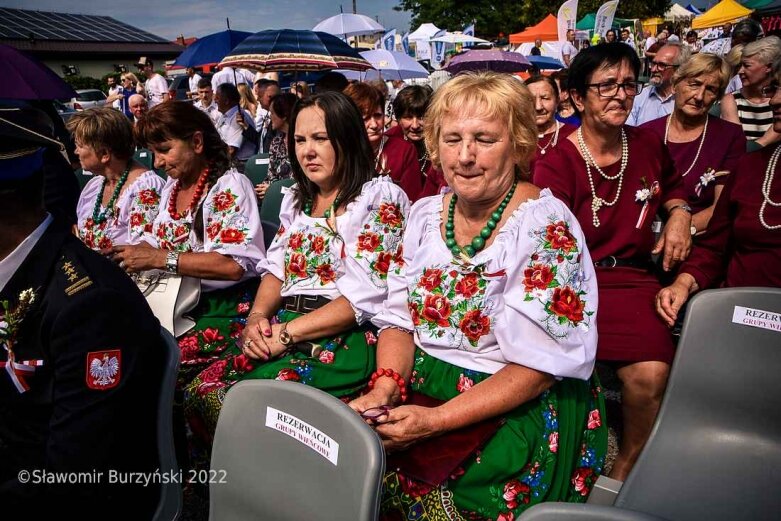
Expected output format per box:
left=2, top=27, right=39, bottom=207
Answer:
left=372, top=190, right=599, bottom=380
left=76, top=170, right=165, bottom=251
left=144, top=169, right=265, bottom=291
left=258, top=176, right=410, bottom=325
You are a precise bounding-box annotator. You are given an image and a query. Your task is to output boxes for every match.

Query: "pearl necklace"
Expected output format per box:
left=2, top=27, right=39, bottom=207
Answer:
left=664, top=114, right=708, bottom=177
left=577, top=126, right=629, bottom=228
left=760, top=144, right=781, bottom=230
left=537, top=121, right=561, bottom=155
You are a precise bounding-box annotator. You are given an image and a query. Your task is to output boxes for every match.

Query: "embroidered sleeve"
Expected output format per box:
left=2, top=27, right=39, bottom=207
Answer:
left=336, top=179, right=411, bottom=324
left=202, top=172, right=266, bottom=273
left=127, top=174, right=164, bottom=244
left=257, top=185, right=296, bottom=281
left=495, top=200, right=598, bottom=380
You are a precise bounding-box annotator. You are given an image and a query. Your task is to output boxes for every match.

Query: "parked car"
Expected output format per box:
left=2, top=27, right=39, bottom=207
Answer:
left=65, top=89, right=107, bottom=110
left=52, top=99, right=78, bottom=124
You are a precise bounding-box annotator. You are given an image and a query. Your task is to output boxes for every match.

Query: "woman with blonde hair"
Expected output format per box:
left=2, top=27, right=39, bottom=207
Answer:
left=642, top=52, right=746, bottom=235
left=350, top=72, right=606, bottom=519
left=237, top=82, right=258, bottom=119
left=106, top=72, right=141, bottom=119
left=721, top=36, right=781, bottom=142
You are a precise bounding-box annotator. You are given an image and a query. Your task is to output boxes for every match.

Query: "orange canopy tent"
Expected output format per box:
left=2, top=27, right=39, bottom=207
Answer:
left=509, top=14, right=559, bottom=44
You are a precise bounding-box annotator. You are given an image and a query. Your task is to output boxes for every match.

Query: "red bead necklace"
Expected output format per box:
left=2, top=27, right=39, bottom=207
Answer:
left=168, top=167, right=210, bottom=220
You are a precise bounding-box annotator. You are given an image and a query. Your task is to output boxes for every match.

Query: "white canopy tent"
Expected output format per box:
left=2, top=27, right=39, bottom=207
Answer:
left=407, top=23, right=442, bottom=42
left=665, top=3, right=696, bottom=20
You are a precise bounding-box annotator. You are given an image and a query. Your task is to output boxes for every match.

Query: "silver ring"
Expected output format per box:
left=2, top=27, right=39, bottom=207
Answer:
left=244, top=340, right=253, bottom=348
left=119, top=261, right=126, bottom=269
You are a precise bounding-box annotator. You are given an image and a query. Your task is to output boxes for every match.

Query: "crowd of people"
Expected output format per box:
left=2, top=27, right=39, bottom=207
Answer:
left=1, top=21, right=780, bottom=520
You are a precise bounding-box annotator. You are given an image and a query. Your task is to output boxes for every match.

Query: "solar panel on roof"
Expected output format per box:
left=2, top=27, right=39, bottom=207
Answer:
left=0, top=7, right=169, bottom=43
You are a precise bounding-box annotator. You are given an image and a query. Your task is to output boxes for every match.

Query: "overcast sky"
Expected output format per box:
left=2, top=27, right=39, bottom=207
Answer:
left=4, top=0, right=413, bottom=41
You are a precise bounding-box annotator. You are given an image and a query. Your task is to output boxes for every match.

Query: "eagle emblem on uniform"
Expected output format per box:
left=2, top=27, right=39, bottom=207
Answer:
left=86, top=350, right=122, bottom=390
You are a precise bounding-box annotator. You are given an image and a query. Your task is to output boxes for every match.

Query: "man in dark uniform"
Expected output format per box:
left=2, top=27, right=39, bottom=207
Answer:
left=0, top=107, right=163, bottom=518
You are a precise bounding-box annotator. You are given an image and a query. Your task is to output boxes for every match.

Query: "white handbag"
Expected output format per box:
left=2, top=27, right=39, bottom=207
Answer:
left=134, top=270, right=201, bottom=337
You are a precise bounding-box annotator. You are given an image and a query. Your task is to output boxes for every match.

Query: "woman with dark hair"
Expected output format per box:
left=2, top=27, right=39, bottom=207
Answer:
left=605, top=29, right=617, bottom=44
left=526, top=75, right=577, bottom=173
left=386, top=84, right=448, bottom=197
left=535, top=43, right=691, bottom=480
left=68, top=107, right=164, bottom=251
left=111, top=101, right=265, bottom=382
left=255, top=93, right=298, bottom=202
left=343, top=82, right=424, bottom=201
left=185, top=91, right=410, bottom=437
left=551, top=69, right=581, bottom=126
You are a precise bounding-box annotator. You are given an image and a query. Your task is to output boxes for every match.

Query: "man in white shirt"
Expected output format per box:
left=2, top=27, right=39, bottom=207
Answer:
left=194, top=79, right=220, bottom=123
left=628, top=43, right=690, bottom=126
left=106, top=76, right=122, bottom=110
left=214, top=83, right=256, bottom=171
left=186, top=67, right=202, bottom=99
left=140, top=59, right=169, bottom=108
left=561, top=29, right=579, bottom=67
left=621, top=29, right=636, bottom=51
left=211, top=66, right=255, bottom=92
left=253, top=79, right=280, bottom=154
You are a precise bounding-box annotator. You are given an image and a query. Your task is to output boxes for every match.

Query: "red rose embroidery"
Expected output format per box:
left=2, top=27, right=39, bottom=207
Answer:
left=213, top=190, right=236, bottom=212
left=364, top=331, right=378, bottom=345
left=199, top=359, right=228, bottom=384
left=178, top=335, right=200, bottom=362
left=138, top=189, right=159, bottom=206
left=587, top=409, right=602, bottom=430
left=408, top=302, right=421, bottom=326
left=276, top=368, right=300, bottom=381
left=550, top=286, right=585, bottom=323
left=523, top=264, right=555, bottom=292
left=318, top=350, right=335, bottom=364
left=229, top=321, right=244, bottom=339
left=287, top=252, right=308, bottom=278
left=206, top=221, right=222, bottom=240
left=393, top=244, right=405, bottom=267
left=144, top=223, right=153, bottom=233
left=374, top=251, right=392, bottom=276
left=276, top=224, right=286, bottom=237
left=156, top=224, right=166, bottom=239
left=456, top=373, right=474, bottom=393
left=548, top=432, right=559, bottom=453
left=82, top=231, right=95, bottom=249
left=571, top=467, right=594, bottom=496
left=455, top=272, right=481, bottom=298
left=97, top=236, right=113, bottom=250
left=459, top=309, right=491, bottom=343
left=497, top=512, right=515, bottom=521
left=129, top=213, right=144, bottom=228
left=316, top=263, right=336, bottom=284
left=232, top=354, right=254, bottom=373
left=422, top=294, right=452, bottom=327
left=357, top=231, right=380, bottom=252
left=378, top=202, right=402, bottom=228
left=84, top=217, right=95, bottom=229
left=418, top=268, right=443, bottom=291
left=503, top=479, right=530, bottom=509
left=288, top=232, right=304, bottom=250
left=202, top=327, right=224, bottom=344
left=220, top=228, right=246, bottom=244
left=237, top=302, right=250, bottom=314
left=545, top=221, right=576, bottom=253
left=311, top=235, right=326, bottom=254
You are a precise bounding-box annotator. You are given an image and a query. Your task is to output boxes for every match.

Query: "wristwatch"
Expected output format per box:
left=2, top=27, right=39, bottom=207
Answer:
left=279, top=323, right=294, bottom=347
left=165, top=251, right=180, bottom=274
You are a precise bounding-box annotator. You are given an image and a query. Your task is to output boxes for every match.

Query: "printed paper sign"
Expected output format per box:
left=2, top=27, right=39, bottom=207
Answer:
left=731, top=305, right=781, bottom=333
left=265, top=406, right=339, bottom=465
left=255, top=157, right=269, bottom=165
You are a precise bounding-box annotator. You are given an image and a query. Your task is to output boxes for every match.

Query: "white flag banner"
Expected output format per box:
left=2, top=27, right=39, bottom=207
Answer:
left=594, top=0, right=619, bottom=37
left=557, top=0, right=579, bottom=42
left=415, top=41, right=431, bottom=60
left=382, top=29, right=397, bottom=51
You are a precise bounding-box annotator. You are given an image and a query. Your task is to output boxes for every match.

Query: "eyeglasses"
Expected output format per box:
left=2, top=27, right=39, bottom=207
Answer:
left=586, top=81, right=644, bottom=98
left=650, top=61, right=678, bottom=71
left=761, top=84, right=779, bottom=97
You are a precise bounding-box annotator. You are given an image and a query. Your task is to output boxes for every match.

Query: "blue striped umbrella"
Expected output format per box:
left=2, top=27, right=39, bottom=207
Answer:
left=220, top=29, right=372, bottom=72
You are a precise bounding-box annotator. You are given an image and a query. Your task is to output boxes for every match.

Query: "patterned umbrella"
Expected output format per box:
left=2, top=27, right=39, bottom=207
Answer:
left=220, top=29, right=372, bottom=72
left=444, top=50, right=532, bottom=74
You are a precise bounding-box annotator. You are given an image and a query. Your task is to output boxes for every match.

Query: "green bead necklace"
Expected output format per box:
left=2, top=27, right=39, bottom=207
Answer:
left=92, top=165, right=130, bottom=224
left=304, top=194, right=341, bottom=219
left=446, top=181, right=517, bottom=258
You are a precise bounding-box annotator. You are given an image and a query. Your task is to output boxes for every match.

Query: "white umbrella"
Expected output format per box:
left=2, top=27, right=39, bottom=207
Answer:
left=356, top=50, right=430, bottom=80
left=430, top=32, right=490, bottom=45
left=313, top=13, right=384, bottom=38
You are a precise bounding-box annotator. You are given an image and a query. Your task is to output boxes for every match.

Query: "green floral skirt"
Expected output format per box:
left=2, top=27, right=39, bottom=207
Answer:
left=175, top=279, right=258, bottom=388
left=184, top=309, right=377, bottom=443
left=381, top=349, right=607, bottom=521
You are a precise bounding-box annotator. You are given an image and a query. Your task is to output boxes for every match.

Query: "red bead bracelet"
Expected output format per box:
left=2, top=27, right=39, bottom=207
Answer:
left=367, top=368, right=408, bottom=403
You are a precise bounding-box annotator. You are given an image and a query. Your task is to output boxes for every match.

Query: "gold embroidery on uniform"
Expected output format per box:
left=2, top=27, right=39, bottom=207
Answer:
left=65, top=276, right=92, bottom=296
left=61, top=261, right=79, bottom=283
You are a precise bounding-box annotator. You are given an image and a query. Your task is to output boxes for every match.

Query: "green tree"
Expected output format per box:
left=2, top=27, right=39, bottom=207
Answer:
left=395, top=0, right=670, bottom=38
